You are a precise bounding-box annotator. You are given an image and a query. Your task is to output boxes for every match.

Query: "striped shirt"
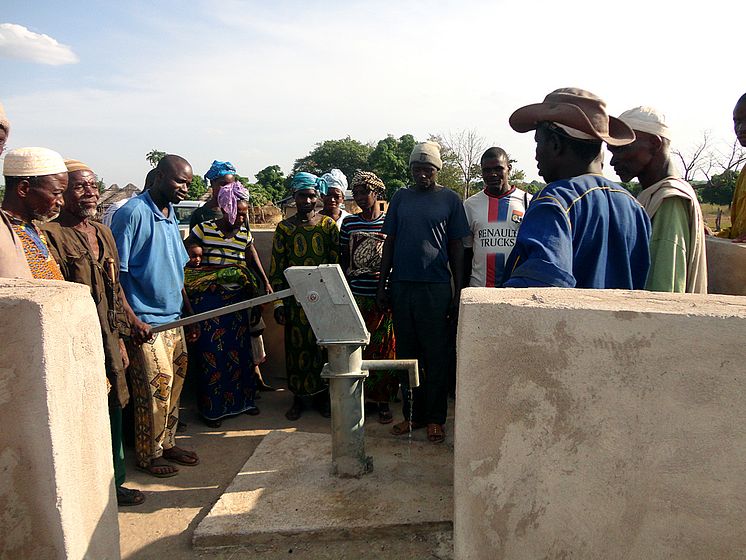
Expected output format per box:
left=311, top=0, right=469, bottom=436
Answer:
left=339, top=213, right=386, bottom=297
left=191, top=220, right=253, bottom=266
left=463, top=187, right=531, bottom=287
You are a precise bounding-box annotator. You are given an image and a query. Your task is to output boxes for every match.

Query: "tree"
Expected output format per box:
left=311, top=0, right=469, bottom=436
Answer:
left=293, top=137, right=373, bottom=182
left=700, top=169, right=739, bottom=206
left=97, top=177, right=106, bottom=194
left=620, top=181, right=642, bottom=196
left=146, top=149, right=166, bottom=168
left=438, top=129, right=486, bottom=200
left=254, top=165, right=288, bottom=202
left=187, top=175, right=208, bottom=200
left=427, top=134, right=464, bottom=195
left=368, top=134, right=418, bottom=198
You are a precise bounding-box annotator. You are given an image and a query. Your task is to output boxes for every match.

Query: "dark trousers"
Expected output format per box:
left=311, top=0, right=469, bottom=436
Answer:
left=110, top=405, right=126, bottom=487
left=390, top=281, right=451, bottom=425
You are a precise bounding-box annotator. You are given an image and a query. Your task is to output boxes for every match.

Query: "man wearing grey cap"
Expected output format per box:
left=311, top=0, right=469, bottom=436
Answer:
left=609, top=106, right=707, bottom=293
left=502, top=88, right=651, bottom=289
left=377, top=141, right=469, bottom=444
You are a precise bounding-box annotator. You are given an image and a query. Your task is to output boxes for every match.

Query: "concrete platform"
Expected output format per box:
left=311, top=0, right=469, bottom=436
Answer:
left=193, top=430, right=453, bottom=551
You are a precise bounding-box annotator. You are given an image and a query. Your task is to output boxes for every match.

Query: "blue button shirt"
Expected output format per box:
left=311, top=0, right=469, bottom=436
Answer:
left=110, top=191, right=188, bottom=326
left=502, top=174, right=651, bottom=289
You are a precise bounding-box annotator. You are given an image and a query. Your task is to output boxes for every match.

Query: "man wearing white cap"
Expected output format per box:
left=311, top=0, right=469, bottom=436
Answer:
left=503, top=88, right=651, bottom=289
left=610, top=106, right=707, bottom=293
left=0, top=103, right=33, bottom=279
left=377, top=141, right=470, bottom=444
left=2, top=146, right=68, bottom=279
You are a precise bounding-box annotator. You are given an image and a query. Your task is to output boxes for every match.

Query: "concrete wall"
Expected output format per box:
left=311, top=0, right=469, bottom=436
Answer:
left=706, top=236, right=746, bottom=296
left=455, top=288, right=746, bottom=560
left=0, top=280, right=120, bottom=560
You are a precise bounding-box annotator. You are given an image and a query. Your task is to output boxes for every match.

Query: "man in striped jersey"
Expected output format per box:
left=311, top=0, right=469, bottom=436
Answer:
left=463, top=147, right=532, bottom=287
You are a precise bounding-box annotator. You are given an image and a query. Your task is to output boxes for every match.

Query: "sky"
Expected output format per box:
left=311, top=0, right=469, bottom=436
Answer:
left=1, top=0, right=743, bottom=187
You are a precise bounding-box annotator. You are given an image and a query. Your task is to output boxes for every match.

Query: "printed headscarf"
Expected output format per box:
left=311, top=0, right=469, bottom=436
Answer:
left=320, top=168, right=347, bottom=194
left=204, top=160, right=237, bottom=182
left=217, top=181, right=250, bottom=225
left=351, top=170, right=386, bottom=199
left=290, top=172, right=328, bottom=195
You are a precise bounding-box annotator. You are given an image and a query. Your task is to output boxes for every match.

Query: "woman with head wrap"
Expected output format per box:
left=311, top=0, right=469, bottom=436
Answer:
left=339, top=171, right=398, bottom=423
left=184, top=181, right=272, bottom=427
left=189, top=160, right=237, bottom=230
left=270, top=172, right=339, bottom=420
left=319, top=168, right=350, bottom=228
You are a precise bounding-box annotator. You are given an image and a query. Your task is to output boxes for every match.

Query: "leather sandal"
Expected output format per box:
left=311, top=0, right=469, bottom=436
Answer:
left=390, top=420, right=426, bottom=436
left=427, top=423, right=445, bottom=443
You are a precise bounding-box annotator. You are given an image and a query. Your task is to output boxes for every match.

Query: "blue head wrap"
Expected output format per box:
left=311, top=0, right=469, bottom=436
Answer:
left=204, top=160, right=237, bottom=182
left=290, top=172, right=328, bottom=195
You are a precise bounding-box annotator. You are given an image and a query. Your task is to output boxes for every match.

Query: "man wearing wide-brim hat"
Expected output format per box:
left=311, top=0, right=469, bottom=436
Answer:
left=501, top=88, right=652, bottom=289
left=2, top=146, right=68, bottom=280
left=609, top=106, right=707, bottom=294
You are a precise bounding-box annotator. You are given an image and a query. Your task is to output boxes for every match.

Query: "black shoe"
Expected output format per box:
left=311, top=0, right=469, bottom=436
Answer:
left=117, top=486, right=146, bottom=507
left=202, top=417, right=222, bottom=428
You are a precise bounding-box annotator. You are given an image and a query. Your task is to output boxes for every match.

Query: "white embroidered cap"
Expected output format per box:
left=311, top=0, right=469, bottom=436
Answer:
left=3, top=147, right=67, bottom=177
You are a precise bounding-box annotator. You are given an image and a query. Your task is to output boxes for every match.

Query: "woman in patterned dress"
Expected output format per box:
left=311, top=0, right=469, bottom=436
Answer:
left=339, top=171, right=398, bottom=423
left=184, top=182, right=271, bottom=428
left=270, top=172, right=339, bottom=420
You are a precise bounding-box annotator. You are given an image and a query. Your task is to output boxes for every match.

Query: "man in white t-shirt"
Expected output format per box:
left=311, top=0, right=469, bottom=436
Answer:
left=463, top=147, right=532, bottom=287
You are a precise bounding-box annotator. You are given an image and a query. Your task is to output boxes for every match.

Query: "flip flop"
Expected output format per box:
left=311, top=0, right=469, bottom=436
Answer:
left=136, top=458, right=179, bottom=478
left=163, top=446, right=200, bottom=466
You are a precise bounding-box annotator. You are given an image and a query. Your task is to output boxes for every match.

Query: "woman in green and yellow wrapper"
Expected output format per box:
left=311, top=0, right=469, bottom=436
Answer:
left=270, top=172, right=339, bottom=421
left=184, top=183, right=271, bottom=428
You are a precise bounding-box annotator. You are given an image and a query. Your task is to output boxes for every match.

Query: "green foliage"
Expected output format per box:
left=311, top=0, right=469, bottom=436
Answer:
left=146, top=149, right=166, bottom=168
left=620, top=181, right=642, bottom=196
left=509, top=168, right=526, bottom=183
left=254, top=165, right=288, bottom=202
left=522, top=180, right=546, bottom=195
left=97, top=178, right=106, bottom=194
left=293, top=137, right=373, bottom=182
left=236, top=174, right=271, bottom=207
left=701, top=169, right=739, bottom=206
left=367, top=134, right=417, bottom=198
left=428, top=135, right=463, bottom=195
left=187, top=175, right=208, bottom=200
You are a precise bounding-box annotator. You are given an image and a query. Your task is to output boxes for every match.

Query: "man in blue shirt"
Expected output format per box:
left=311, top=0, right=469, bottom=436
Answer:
left=377, top=141, right=470, bottom=444
left=111, top=155, right=200, bottom=477
left=502, top=88, right=651, bottom=289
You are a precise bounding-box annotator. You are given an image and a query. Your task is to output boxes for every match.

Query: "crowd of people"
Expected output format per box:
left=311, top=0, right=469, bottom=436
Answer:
left=1, top=88, right=744, bottom=506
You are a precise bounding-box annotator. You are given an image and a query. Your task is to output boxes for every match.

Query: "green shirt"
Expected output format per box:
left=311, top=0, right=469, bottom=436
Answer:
left=645, top=197, right=690, bottom=292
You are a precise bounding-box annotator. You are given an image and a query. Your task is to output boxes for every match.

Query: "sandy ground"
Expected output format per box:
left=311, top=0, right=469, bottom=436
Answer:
left=118, top=371, right=454, bottom=559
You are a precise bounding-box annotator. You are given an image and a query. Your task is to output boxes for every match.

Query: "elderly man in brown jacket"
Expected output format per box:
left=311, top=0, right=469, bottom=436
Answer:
left=43, top=159, right=150, bottom=506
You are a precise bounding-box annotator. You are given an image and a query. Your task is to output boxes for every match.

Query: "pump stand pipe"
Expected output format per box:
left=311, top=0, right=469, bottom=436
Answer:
left=320, top=350, right=420, bottom=479
left=320, top=343, right=370, bottom=478
left=361, top=359, right=419, bottom=389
